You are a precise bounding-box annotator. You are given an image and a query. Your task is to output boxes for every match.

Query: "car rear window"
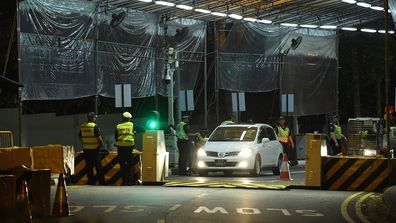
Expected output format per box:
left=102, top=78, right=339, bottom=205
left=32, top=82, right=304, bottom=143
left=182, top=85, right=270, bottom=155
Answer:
left=209, top=127, right=257, bottom=142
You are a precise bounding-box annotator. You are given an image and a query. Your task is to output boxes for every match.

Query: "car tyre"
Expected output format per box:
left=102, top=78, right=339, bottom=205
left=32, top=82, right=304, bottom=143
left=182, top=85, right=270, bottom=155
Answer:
left=198, top=170, right=208, bottom=177
left=250, top=155, right=261, bottom=177
left=272, top=154, right=283, bottom=175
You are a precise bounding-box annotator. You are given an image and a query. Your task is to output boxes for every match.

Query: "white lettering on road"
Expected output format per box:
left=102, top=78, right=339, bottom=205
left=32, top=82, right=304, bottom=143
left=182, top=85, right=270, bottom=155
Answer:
left=236, top=208, right=261, bottom=215
left=93, top=205, right=117, bottom=213
left=296, top=210, right=324, bottom=217
left=194, top=206, right=229, bottom=214
left=197, top=193, right=208, bottom=198
left=69, top=206, right=84, bottom=213
left=267, top=208, right=291, bottom=216
left=169, top=204, right=182, bottom=211
left=122, top=205, right=145, bottom=213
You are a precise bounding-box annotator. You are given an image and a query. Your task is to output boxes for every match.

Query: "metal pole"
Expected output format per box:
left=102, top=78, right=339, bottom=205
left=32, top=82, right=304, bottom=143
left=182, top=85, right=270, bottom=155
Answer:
left=175, top=51, right=181, bottom=122
left=167, top=66, right=174, bottom=126
left=204, top=25, right=208, bottom=129
left=384, top=0, right=393, bottom=184
left=16, top=0, right=22, bottom=146
left=279, top=53, right=284, bottom=117
left=94, top=3, right=99, bottom=114
left=214, top=22, right=220, bottom=124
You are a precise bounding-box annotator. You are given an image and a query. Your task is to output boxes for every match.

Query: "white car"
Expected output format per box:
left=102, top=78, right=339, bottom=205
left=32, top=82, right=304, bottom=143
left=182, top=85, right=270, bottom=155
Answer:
left=196, top=124, right=284, bottom=177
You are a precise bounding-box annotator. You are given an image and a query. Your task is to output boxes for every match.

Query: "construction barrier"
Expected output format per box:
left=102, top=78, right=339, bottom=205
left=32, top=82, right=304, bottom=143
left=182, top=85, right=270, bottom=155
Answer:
left=0, top=131, right=13, bottom=148
left=321, top=156, right=393, bottom=192
left=28, top=169, right=51, bottom=219
left=71, top=151, right=141, bottom=185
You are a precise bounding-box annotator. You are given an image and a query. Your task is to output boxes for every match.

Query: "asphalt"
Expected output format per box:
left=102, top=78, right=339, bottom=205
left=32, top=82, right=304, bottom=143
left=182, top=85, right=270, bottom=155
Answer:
left=359, top=186, right=396, bottom=223
left=33, top=186, right=360, bottom=223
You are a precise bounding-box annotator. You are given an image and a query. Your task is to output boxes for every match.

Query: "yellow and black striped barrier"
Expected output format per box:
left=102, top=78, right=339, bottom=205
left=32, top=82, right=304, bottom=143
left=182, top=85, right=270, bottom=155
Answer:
left=322, top=157, right=390, bottom=192
left=71, top=152, right=141, bottom=186
left=164, top=180, right=291, bottom=190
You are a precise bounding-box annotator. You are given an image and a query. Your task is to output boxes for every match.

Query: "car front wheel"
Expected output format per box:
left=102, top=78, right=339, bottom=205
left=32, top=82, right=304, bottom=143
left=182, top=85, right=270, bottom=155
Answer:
left=272, top=154, right=283, bottom=175
left=250, top=155, right=261, bottom=177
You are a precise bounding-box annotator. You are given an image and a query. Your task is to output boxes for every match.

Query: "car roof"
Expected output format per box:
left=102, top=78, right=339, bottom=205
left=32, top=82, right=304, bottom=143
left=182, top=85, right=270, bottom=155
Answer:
left=218, top=123, right=273, bottom=128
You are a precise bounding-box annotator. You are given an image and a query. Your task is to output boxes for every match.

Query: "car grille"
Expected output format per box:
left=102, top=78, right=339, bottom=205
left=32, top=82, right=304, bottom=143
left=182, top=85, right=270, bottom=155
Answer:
left=205, top=162, right=238, bottom=167
left=206, top=151, right=240, bottom=157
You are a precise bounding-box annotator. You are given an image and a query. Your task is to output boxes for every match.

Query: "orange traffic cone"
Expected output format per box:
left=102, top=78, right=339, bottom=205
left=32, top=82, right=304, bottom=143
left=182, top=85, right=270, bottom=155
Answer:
left=52, top=173, right=72, bottom=217
left=16, top=179, right=32, bottom=222
left=279, top=154, right=293, bottom=181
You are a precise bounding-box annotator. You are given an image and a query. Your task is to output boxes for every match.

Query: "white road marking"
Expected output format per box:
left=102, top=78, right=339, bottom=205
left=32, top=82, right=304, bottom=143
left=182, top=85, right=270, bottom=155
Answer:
left=341, top=192, right=364, bottom=223
left=267, top=208, right=291, bottom=216
left=296, top=210, right=324, bottom=217
left=197, top=193, right=208, bottom=198
left=236, top=208, right=261, bottom=215
left=169, top=204, right=182, bottom=211
left=122, top=205, right=145, bottom=213
left=355, top=192, right=373, bottom=223
left=290, top=171, right=306, bottom=174
left=69, top=205, right=84, bottom=213
left=194, top=206, right=229, bottom=214
left=93, top=205, right=117, bottom=213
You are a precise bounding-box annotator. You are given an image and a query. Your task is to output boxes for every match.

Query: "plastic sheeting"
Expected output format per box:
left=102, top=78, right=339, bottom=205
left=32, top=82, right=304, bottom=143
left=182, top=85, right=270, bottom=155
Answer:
left=218, top=22, right=338, bottom=116
left=390, top=0, right=396, bottom=28
left=19, top=0, right=205, bottom=100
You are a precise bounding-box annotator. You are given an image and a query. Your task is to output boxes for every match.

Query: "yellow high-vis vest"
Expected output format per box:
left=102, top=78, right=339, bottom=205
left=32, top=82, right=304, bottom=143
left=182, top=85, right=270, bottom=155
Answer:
left=176, top=121, right=189, bottom=140
left=115, top=122, right=134, bottom=147
left=277, top=126, right=290, bottom=143
left=80, top=122, right=100, bottom=149
left=334, top=124, right=342, bottom=140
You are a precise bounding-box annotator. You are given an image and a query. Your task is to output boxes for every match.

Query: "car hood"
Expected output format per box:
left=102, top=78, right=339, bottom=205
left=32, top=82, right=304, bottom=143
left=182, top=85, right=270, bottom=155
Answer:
left=203, top=141, right=255, bottom=152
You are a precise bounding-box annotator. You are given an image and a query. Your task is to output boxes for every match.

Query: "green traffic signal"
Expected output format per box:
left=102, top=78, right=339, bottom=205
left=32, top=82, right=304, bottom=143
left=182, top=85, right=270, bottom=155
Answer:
left=147, top=119, right=158, bottom=130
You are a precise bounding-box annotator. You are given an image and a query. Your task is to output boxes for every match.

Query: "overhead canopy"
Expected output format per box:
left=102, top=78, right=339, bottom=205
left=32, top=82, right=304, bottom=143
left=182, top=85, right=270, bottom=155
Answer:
left=105, top=0, right=389, bottom=28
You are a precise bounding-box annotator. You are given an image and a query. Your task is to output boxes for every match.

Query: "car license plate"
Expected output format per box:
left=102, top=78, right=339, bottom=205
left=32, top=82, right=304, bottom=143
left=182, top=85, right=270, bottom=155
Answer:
left=215, top=160, right=226, bottom=167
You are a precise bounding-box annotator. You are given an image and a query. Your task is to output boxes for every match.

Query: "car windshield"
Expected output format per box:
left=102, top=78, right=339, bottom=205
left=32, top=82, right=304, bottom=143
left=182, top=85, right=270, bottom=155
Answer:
left=209, top=126, right=257, bottom=142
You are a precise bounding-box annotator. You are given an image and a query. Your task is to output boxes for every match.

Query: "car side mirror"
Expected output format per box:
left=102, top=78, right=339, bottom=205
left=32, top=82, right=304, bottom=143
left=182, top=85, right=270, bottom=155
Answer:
left=261, top=138, right=270, bottom=143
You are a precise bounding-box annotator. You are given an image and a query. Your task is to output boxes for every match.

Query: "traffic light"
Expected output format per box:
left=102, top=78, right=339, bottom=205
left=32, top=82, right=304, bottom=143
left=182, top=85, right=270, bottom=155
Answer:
left=146, top=110, right=160, bottom=130
left=147, top=119, right=158, bottom=130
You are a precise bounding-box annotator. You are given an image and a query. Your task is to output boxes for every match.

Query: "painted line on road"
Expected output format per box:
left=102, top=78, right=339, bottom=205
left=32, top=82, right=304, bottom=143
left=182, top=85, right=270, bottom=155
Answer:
left=169, top=204, right=182, bottom=211
left=341, top=192, right=364, bottom=223
left=198, top=193, right=208, bottom=198
left=355, top=192, right=373, bottom=223
left=290, top=171, right=306, bottom=174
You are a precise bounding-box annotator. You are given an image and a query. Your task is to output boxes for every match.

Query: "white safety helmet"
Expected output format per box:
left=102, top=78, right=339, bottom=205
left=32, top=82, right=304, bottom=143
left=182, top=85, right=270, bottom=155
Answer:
left=123, top=111, right=132, bottom=119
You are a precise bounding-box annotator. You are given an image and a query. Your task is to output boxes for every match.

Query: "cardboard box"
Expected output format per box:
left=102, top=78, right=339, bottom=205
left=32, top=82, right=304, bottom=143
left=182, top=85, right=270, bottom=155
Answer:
left=31, top=145, right=74, bottom=174
left=0, top=147, right=32, bottom=170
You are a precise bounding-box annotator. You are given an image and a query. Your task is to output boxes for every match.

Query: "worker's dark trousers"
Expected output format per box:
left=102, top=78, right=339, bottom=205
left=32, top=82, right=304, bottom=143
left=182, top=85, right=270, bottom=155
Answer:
left=329, top=139, right=342, bottom=155
left=83, top=149, right=105, bottom=185
left=280, top=142, right=297, bottom=162
left=117, top=146, right=134, bottom=186
left=177, top=139, right=192, bottom=175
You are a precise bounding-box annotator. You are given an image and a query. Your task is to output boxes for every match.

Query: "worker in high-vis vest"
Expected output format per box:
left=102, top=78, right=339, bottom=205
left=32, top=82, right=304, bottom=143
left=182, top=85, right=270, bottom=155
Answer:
left=79, top=112, right=105, bottom=185
left=275, top=116, right=297, bottom=166
left=114, top=111, right=144, bottom=186
left=328, top=114, right=347, bottom=156
left=176, top=115, right=197, bottom=176
left=221, top=114, right=235, bottom=125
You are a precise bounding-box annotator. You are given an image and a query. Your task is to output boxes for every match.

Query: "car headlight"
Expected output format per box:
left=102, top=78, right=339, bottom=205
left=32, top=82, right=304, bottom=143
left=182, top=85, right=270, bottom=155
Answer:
left=238, top=148, right=252, bottom=157
left=198, top=148, right=207, bottom=156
